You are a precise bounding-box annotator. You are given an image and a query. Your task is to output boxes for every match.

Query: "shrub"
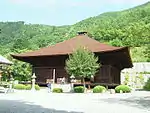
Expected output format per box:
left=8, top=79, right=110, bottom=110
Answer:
left=13, top=84, right=26, bottom=90
left=143, top=78, right=150, bottom=91
left=74, top=86, right=85, bottom=93
left=14, top=84, right=40, bottom=90
left=93, top=85, right=106, bottom=93
left=115, top=85, right=131, bottom=93
left=35, top=84, right=40, bottom=90
left=25, top=84, right=31, bottom=90
left=25, top=84, right=40, bottom=90
left=52, top=88, right=63, bottom=93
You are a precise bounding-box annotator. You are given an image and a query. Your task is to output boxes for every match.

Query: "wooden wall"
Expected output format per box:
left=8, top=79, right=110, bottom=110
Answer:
left=94, top=65, right=120, bottom=84
left=34, top=65, right=120, bottom=85
left=31, top=52, right=124, bottom=85
left=34, top=68, right=53, bottom=84
left=34, top=67, right=69, bottom=84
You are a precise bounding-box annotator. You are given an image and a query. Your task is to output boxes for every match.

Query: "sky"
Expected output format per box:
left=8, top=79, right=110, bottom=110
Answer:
left=0, top=0, right=150, bottom=26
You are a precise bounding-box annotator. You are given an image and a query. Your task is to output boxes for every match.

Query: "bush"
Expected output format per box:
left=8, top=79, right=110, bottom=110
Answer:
left=143, top=78, right=150, bottom=91
left=35, top=84, right=40, bottom=90
left=14, top=84, right=40, bottom=90
left=13, top=84, right=26, bottom=90
left=93, top=85, right=106, bottom=93
left=25, top=84, right=31, bottom=90
left=115, top=85, right=131, bottom=93
left=25, top=84, right=40, bottom=90
left=52, top=88, right=63, bottom=93
left=74, top=86, right=85, bottom=93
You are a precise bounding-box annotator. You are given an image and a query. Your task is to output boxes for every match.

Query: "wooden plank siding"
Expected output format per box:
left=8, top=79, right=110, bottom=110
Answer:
left=34, top=65, right=121, bottom=85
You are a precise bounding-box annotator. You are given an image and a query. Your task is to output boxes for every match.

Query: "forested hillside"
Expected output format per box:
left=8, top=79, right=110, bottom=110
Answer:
left=0, top=2, right=150, bottom=62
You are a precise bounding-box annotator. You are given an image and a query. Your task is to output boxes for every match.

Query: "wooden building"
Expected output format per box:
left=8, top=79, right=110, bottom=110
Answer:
left=12, top=32, right=133, bottom=86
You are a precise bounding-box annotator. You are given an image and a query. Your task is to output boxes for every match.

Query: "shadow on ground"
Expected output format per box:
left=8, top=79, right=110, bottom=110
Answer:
left=100, top=96, right=150, bottom=111
left=0, top=100, right=83, bottom=113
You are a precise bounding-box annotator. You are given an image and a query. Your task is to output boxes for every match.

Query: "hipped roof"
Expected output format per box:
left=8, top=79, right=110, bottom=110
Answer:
left=12, top=34, right=126, bottom=58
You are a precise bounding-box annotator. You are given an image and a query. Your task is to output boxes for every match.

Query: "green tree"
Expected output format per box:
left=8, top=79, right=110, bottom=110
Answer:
left=1, top=49, right=32, bottom=81
left=65, top=47, right=100, bottom=87
left=144, top=44, right=150, bottom=62
left=11, top=60, right=32, bottom=81
left=2, top=60, right=32, bottom=81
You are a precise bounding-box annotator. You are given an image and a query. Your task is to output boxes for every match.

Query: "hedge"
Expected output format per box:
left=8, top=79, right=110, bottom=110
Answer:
left=13, top=84, right=26, bottom=90
left=93, top=85, right=106, bottom=93
left=14, top=84, right=40, bottom=90
left=52, top=88, right=63, bottom=93
left=25, top=84, right=40, bottom=90
left=115, top=85, right=131, bottom=93
left=74, top=86, right=85, bottom=93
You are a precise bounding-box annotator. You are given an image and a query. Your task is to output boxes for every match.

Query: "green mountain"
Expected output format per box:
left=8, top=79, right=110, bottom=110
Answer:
left=0, top=2, right=150, bottom=62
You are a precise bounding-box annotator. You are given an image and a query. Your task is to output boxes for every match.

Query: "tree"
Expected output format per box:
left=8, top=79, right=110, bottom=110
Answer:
left=144, top=44, right=150, bottom=62
left=1, top=50, right=32, bottom=81
left=11, top=60, right=32, bottom=81
left=65, top=47, right=100, bottom=87
left=2, top=59, right=32, bottom=81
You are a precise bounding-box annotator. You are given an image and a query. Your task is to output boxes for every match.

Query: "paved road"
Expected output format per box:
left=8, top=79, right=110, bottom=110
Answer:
left=0, top=90, right=150, bottom=113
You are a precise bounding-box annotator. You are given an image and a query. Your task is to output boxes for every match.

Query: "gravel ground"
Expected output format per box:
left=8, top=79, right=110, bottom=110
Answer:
left=0, top=89, right=150, bottom=113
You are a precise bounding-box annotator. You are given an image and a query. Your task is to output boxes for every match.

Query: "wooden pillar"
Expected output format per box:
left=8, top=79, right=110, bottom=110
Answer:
left=53, top=68, right=56, bottom=84
left=32, top=66, right=35, bottom=75
left=118, top=69, right=121, bottom=84
left=109, top=65, right=112, bottom=84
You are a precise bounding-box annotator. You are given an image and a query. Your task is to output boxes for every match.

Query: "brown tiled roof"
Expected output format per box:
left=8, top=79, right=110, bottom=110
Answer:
left=12, top=34, right=125, bottom=57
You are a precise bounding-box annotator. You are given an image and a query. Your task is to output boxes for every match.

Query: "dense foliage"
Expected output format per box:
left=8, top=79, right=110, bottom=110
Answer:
left=93, top=85, right=106, bottom=93
left=0, top=2, right=150, bottom=81
left=73, top=86, right=85, bottom=93
left=1, top=59, right=32, bottom=81
left=13, top=84, right=40, bottom=90
left=25, top=84, right=40, bottom=90
left=66, top=47, right=100, bottom=84
left=1, top=49, right=32, bottom=81
left=52, top=88, right=63, bottom=93
left=115, top=85, right=131, bottom=93
left=13, top=84, right=26, bottom=90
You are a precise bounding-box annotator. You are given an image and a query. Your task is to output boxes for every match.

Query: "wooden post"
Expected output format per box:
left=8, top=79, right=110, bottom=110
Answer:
left=53, top=69, right=56, bottom=84
left=109, top=65, right=111, bottom=84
